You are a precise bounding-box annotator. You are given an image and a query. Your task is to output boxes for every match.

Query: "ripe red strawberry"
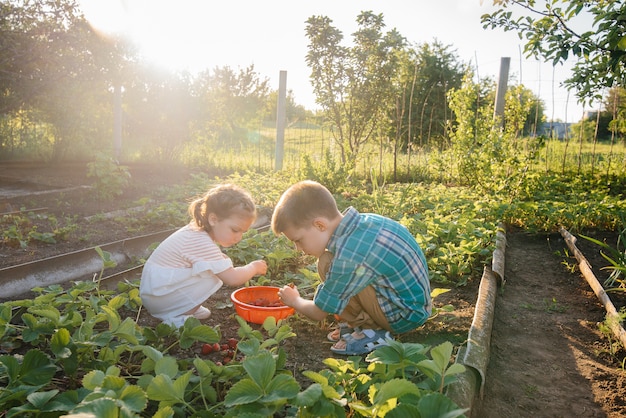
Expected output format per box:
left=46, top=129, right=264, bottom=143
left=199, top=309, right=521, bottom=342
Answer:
left=201, top=343, right=213, bottom=355
left=227, top=338, right=238, bottom=349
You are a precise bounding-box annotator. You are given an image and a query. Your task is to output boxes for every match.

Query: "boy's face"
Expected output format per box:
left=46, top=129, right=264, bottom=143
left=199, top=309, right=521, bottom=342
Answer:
left=282, top=218, right=331, bottom=258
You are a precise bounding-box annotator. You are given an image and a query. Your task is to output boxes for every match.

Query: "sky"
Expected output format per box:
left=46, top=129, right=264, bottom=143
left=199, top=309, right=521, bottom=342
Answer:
left=79, top=0, right=597, bottom=122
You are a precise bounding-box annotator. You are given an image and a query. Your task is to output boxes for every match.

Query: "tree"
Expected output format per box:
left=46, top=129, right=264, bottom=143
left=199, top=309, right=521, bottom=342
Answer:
left=264, top=89, right=311, bottom=126
left=305, top=11, right=405, bottom=168
left=34, top=18, right=125, bottom=160
left=0, top=0, right=77, bottom=115
left=191, top=65, right=270, bottom=147
left=506, top=84, right=546, bottom=137
left=0, top=0, right=134, bottom=159
left=395, top=40, right=465, bottom=151
left=446, top=71, right=542, bottom=194
left=123, top=68, right=197, bottom=159
left=482, top=0, right=626, bottom=104
left=604, top=86, right=626, bottom=136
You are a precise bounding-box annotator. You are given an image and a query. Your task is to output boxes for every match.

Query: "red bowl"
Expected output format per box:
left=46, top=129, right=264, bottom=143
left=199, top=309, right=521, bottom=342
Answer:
left=231, top=286, right=295, bottom=324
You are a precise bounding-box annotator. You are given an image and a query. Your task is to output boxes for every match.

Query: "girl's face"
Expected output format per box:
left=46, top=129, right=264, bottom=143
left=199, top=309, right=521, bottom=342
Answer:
left=208, top=213, right=254, bottom=247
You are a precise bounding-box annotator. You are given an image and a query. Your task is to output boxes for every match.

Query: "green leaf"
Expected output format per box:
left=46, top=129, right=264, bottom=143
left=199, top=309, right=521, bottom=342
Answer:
left=367, top=340, right=428, bottom=365
left=153, top=406, right=176, bottom=418
left=26, top=389, right=59, bottom=408
left=147, top=374, right=184, bottom=404
left=444, top=363, right=466, bottom=377
left=274, top=324, right=297, bottom=342
left=302, top=370, right=328, bottom=386
left=140, top=345, right=164, bottom=363
left=22, top=327, right=47, bottom=343
left=261, top=315, right=277, bottom=330
left=178, top=323, right=220, bottom=349
left=243, top=351, right=275, bottom=389
left=18, top=349, right=57, bottom=386
left=0, top=303, right=13, bottom=323
left=223, top=379, right=263, bottom=406
left=98, top=305, right=121, bottom=329
left=193, top=357, right=213, bottom=379
left=82, top=370, right=105, bottom=390
left=146, top=371, right=192, bottom=404
left=4, top=403, right=41, bottom=416
left=108, top=295, right=128, bottom=310
left=119, top=385, right=148, bottom=412
left=237, top=338, right=261, bottom=356
left=430, top=341, right=454, bottom=371
left=48, top=389, right=85, bottom=411
left=51, top=328, right=72, bottom=358
left=29, top=306, right=61, bottom=323
left=386, top=403, right=421, bottom=418
left=95, top=247, right=117, bottom=269
left=154, top=356, right=179, bottom=379
left=417, top=392, right=468, bottom=418
left=373, top=378, right=421, bottom=405
left=263, top=374, right=300, bottom=402
left=430, top=288, right=451, bottom=298
left=418, top=358, right=442, bottom=378
left=102, top=375, right=126, bottom=391
left=292, top=383, right=323, bottom=407
left=0, top=354, right=20, bottom=383
left=112, top=317, right=140, bottom=344
left=73, top=397, right=119, bottom=418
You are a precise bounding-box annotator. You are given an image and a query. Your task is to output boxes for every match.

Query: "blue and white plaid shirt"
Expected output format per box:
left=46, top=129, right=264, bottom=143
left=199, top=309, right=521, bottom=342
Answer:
left=314, top=207, right=432, bottom=333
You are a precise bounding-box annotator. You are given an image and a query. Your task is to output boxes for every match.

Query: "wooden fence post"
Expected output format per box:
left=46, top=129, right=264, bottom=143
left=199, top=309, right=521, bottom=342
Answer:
left=275, top=70, right=287, bottom=171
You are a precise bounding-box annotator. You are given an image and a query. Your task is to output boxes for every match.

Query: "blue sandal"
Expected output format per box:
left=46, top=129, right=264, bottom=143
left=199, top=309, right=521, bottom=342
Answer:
left=330, top=329, right=393, bottom=355
left=327, top=322, right=355, bottom=342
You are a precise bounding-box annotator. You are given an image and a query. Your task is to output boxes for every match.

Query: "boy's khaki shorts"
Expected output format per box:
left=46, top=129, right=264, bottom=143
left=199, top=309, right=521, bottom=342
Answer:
left=318, top=251, right=391, bottom=332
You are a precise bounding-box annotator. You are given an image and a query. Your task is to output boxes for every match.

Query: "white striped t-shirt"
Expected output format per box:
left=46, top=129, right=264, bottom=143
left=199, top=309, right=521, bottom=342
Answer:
left=148, top=223, right=230, bottom=270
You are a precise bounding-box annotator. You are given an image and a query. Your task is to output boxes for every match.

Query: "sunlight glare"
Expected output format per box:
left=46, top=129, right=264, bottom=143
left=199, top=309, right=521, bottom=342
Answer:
left=80, top=0, right=130, bottom=37
left=80, top=0, right=224, bottom=73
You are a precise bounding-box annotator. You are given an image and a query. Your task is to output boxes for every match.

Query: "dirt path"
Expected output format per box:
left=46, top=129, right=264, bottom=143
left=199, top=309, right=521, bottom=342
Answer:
left=473, top=231, right=626, bottom=417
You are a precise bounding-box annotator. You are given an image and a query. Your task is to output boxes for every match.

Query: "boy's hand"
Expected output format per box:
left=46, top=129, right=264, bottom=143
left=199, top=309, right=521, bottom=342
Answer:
left=250, top=259, right=267, bottom=276
left=277, top=284, right=299, bottom=307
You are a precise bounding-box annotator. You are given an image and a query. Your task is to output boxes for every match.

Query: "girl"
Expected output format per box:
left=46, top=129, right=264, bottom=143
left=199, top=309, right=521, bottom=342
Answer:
left=140, top=184, right=267, bottom=327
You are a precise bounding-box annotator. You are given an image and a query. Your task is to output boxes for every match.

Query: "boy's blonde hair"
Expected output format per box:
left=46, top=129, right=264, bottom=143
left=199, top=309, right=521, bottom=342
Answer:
left=271, top=180, right=340, bottom=234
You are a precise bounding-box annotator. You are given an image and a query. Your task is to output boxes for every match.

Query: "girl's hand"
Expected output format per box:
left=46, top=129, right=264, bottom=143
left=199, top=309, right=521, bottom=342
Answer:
left=249, top=259, right=267, bottom=276
left=277, top=284, right=300, bottom=307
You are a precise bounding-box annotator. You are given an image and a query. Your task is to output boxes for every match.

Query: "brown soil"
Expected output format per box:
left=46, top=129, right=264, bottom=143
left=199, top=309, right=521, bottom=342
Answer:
left=1, top=161, right=625, bottom=417
left=474, top=230, right=626, bottom=418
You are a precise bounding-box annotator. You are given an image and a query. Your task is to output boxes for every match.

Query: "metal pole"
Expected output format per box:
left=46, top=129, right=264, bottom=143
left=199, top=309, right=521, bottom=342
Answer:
left=493, top=57, right=510, bottom=129
left=113, top=82, right=122, bottom=160
left=275, top=70, right=287, bottom=171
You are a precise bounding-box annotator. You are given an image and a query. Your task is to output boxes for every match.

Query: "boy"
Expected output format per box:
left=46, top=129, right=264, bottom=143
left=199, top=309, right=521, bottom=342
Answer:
left=272, top=180, right=432, bottom=355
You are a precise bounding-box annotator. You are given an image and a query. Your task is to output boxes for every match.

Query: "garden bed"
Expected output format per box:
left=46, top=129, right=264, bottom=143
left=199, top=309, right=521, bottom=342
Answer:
left=1, top=162, right=624, bottom=416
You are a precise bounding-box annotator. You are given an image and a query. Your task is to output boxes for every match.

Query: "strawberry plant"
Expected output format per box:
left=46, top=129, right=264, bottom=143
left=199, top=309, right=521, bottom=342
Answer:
left=1, top=211, right=78, bottom=249
left=297, top=340, right=467, bottom=417
left=0, top=206, right=476, bottom=418
left=225, top=230, right=311, bottom=285
left=1, top=275, right=470, bottom=416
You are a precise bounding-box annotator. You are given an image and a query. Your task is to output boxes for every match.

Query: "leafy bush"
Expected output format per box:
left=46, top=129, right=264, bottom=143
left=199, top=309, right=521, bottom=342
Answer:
left=87, top=152, right=131, bottom=199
